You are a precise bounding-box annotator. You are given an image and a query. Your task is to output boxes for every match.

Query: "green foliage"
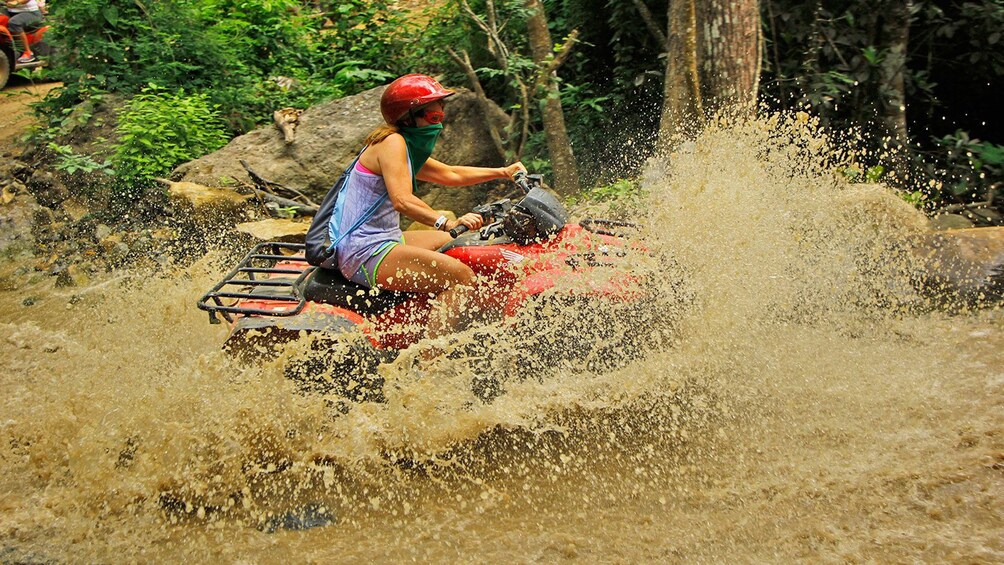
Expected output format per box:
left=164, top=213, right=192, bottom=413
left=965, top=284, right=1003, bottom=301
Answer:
left=27, top=0, right=1002, bottom=218
left=584, top=177, right=642, bottom=201
left=573, top=176, right=646, bottom=217
left=33, top=0, right=419, bottom=217
left=111, top=86, right=230, bottom=185
left=932, top=130, right=1004, bottom=198
left=841, top=164, right=886, bottom=184
left=46, top=143, right=113, bottom=175
left=44, top=0, right=400, bottom=134
left=439, top=0, right=662, bottom=184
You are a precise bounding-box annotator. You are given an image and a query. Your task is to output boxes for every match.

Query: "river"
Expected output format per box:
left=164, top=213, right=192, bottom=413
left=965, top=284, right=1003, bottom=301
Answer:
left=1, top=117, right=1001, bottom=562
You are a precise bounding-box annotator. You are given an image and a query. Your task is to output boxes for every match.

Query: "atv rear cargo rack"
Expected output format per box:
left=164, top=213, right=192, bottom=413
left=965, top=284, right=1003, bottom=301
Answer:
left=197, top=242, right=314, bottom=324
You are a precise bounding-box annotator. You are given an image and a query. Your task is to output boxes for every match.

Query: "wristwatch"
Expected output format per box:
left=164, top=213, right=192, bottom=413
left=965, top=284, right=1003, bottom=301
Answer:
left=434, top=215, right=448, bottom=231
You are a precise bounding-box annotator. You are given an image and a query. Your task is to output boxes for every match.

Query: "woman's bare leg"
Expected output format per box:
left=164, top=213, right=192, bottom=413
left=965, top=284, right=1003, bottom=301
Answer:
left=402, top=230, right=451, bottom=251
left=375, top=244, right=475, bottom=338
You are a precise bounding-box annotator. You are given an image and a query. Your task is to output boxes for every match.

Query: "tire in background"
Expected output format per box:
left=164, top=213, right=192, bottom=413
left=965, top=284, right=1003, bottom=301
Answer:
left=0, top=49, right=11, bottom=90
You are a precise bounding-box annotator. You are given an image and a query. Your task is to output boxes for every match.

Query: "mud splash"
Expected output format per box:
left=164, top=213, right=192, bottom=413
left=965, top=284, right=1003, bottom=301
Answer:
left=1, top=116, right=1001, bottom=562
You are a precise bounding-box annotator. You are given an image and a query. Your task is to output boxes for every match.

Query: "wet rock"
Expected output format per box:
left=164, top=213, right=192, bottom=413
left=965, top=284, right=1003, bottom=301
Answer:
left=60, top=197, right=91, bottom=222
left=166, top=181, right=251, bottom=227
left=30, top=207, right=55, bottom=231
left=0, top=192, right=40, bottom=258
left=912, top=227, right=1004, bottom=305
left=833, top=183, right=931, bottom=233
left=930, top=213, right=975, bottom=231
left=95, top=223, right=112, bottom=241
left=173, top=87, right=509, bottom=214
left=1, top=181, right=24, bottom=204
left=10, top=162, right=33, bottom=183
left=258, top=502, right=335, bottom=533
left=112, top=241, right=131, bottom=260
left=235, top=218, right=309, bottom=243
left=127, top=231, right=154, bottom=256
left=98, top=233, right=130, bottom=262
left=25, top=170, right=69, bottom=208
left=65, top=216, right=97, bottom=242
left=54, top=264, right=90, bottom=288
left=34, top=253, right=59, bottom=272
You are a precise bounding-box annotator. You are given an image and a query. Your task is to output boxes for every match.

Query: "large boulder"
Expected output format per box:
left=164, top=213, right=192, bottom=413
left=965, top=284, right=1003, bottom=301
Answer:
left=172, top=86, right=511, bottom=215
left=911, top=227, right=1004, bottom=304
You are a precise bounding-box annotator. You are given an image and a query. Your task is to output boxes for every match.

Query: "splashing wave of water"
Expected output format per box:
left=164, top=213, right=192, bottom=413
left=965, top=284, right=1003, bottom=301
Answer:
left=1, top=116, right=1000, bottom=562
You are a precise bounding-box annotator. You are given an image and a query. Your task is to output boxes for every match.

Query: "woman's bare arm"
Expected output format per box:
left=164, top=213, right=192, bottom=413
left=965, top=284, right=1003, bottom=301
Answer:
left=417, top=158, right=524, bottom=186
left=376, top=136, right=445, bottom=227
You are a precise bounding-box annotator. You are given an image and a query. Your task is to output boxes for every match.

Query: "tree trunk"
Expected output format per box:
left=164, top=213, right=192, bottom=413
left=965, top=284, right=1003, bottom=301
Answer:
left=525, top=0, right=580, bottom=195
left=660, top=0, right=704, bottom=147
left=658, top=0, right=761, bottom=151
left=878, top=0, right=911, bottom=147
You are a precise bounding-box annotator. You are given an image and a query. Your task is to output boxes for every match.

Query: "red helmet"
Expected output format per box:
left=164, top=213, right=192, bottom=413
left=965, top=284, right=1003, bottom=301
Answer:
left=381, top=74, right=456, bottom=125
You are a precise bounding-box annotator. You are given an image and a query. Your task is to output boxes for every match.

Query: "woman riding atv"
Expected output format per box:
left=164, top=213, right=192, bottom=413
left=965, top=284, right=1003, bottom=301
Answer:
left=324, top=74, right=525, bottom=338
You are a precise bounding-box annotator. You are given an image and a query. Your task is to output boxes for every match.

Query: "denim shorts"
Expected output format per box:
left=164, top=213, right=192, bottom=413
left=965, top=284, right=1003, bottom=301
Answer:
left=348, top=239, right=401, bottom=288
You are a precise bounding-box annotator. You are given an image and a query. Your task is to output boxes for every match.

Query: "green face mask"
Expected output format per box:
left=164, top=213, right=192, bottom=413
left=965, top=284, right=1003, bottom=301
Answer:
left=399, top=123, right=443, bottom=189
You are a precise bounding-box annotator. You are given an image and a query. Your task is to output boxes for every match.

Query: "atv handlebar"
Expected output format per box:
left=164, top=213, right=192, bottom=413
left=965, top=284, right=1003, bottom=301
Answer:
left=448, top=172, right=537, bottom=238
left=513, top=170, right=530, bottom=193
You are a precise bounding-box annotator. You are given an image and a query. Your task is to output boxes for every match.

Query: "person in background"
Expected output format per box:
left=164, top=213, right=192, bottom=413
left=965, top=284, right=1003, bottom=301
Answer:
left=1, top=0, right=44, bottom=64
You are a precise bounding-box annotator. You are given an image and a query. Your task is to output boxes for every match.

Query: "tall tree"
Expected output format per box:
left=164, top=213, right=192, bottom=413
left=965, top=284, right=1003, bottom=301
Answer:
left=525, top=0, right=581, bottom=195
left=877, top=0, right=912, bottom=147
left=449, top=0, right=581, bottom=195
left=658, top=0, right=761, bottom=150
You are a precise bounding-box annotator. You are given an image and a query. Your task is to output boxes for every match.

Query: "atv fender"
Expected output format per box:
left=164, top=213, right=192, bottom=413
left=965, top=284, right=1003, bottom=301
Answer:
left=503, top=268, right=644, bottom=318
left=503, top=270, right=556, bottom=317
left=224, top=303, right=373, bottom=358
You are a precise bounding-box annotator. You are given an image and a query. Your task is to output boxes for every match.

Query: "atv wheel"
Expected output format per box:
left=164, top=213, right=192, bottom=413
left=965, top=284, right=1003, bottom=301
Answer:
left=283, top=335, right=392, bottom=402
left=0, top=49, right=11, bottom=90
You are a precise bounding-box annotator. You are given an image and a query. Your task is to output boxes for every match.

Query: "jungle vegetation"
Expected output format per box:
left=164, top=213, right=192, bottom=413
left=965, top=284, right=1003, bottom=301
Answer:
left=25, top=0, right=1004, bottom=212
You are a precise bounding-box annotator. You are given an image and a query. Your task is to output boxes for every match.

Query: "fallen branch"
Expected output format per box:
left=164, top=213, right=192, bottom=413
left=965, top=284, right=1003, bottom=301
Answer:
left=229, top=175, right=318, bottom=217
left=239, top=160, right=318, bottom=207
left=460, top=0, right=510, bottom=68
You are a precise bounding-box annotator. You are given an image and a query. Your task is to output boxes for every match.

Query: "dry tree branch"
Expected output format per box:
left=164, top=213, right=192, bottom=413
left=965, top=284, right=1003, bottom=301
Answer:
left=460, top=0, right=509, bottom=68
left=533, top=29, right=580, bottom=92
left=631, top=0, right=669, bottom=51
left=515, top=78, right=531, bottom=159
left=446, top=47, right=508, bottom=160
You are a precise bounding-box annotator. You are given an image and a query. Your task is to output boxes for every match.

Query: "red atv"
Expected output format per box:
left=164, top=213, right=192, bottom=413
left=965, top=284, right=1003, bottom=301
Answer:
left=0, top=15, right=50, bottom=89
left=198, top=173, right=658, bottom=401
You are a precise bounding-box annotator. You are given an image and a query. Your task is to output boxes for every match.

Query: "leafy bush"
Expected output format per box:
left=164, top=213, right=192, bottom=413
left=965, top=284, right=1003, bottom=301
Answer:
left=931, top=130, right=1004, bottom=201
left=44, top=0, right=396, bottom=134
left=111, top=86, right=229, bottom=185
left=47, top=143, right=113, bottom=175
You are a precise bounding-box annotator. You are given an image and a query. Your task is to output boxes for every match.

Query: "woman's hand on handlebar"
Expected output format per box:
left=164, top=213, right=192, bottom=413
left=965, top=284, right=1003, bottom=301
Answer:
left=500, top=162, right=527, bottom=181
left=447, top=212, right=484, bottom=233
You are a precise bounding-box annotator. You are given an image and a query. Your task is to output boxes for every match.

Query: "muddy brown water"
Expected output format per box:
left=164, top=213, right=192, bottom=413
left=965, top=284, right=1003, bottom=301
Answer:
left=1, top=117, right=1001, bottom=562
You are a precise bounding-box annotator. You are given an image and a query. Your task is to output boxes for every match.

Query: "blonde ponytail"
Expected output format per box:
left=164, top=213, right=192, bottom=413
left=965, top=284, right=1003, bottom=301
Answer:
left=364, top=124, right=399, bottom=146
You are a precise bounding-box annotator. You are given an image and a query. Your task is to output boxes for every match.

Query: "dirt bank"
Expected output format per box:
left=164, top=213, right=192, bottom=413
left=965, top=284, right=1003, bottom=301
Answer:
left=0, top=79, right=61, bottom=158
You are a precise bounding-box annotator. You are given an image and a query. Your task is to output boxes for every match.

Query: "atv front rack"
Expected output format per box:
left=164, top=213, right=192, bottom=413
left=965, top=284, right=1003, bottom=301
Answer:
left=197, top=242, right=314, bottom=324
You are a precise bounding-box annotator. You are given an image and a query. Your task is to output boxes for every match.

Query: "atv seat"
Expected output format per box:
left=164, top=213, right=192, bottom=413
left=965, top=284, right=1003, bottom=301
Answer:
left=301, top=267, right=412, bottom=316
